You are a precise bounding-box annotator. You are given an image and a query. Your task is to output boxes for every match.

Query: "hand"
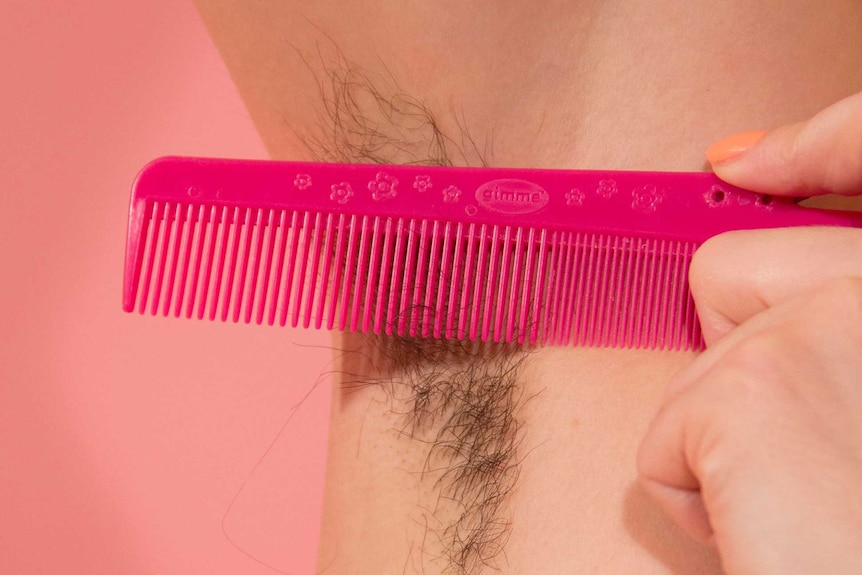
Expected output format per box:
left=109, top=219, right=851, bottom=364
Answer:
left=637, top=90, right=862, bottom=574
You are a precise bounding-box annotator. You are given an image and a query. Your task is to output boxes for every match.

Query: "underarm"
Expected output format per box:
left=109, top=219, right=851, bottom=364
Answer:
left=195, top=2, right=862, bottom=573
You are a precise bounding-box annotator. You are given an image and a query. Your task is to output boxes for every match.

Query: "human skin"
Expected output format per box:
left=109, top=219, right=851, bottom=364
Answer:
left=640, top=92, right=862, bottom=574
left=194, top=2, right=862, bottom=573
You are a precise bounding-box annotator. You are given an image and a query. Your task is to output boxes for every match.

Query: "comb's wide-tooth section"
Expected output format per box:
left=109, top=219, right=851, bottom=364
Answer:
left=384, top=218, right=405, bottom=335
left=301, top=213, right=325, bottom=329
left=494, top=226, right=513, bottom=343
left=361, top=216, right=383, bottom=334
left=480, top=226, right=500, bottom=342
left=420, top=221, right=440, bottom=337
left=150, top=202, right=175, bottom=316
left=161, top=203, right=185, bottom=316
left=256, top=209, right=278, bottom=325
left=373, top=218, right=395, bottom=334
left=216, top=207, right=238, bottom=322
left=138, top=201, right=162, bottom=314
left=173, top=204, right=196, bottom=318
left=516, top=228, right=535, bottom=344
left=433, top=222, right=452, bottom=339
left=456, top=223, right=476, bottom=340
left=290, top=212, right=312, bottom=327
left=207, top=205, right=230, bottom=321
left=445, top=223, right=464, bottom=339
left=315, top=213, right=336, bottom=330
left=279, top=211, right=301, bottom=327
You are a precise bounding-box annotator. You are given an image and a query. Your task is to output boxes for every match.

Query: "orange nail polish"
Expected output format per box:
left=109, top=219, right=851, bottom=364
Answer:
left=706, top=130, right=767, bottom=164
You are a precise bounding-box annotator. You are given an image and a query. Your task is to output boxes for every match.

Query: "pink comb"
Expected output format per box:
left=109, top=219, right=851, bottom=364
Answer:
left=123, top=156, right=862, bottom=350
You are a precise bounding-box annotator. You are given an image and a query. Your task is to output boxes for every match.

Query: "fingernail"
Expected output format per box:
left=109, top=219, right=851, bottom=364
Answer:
left=706, top=130, right=767, bottom=164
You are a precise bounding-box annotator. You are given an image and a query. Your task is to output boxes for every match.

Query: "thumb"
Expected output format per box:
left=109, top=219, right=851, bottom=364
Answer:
left=706, top=91, right=862, bottom=197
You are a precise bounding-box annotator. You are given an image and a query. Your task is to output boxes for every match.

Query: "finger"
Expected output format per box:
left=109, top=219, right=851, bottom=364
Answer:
left=706, top=90, right=862, bottom=196
left=689, top=226, right=862, bottom=347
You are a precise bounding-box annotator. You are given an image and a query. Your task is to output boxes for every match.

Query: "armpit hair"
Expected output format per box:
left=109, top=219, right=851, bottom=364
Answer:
left=283, top=30, right=491, bottom=168
left=339, top=334, right=534, bottom=575
left=289, top=33, right=532, bottom=575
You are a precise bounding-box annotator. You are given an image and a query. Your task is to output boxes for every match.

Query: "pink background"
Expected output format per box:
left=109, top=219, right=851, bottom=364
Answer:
left=0, top=2, right=330, bottom=573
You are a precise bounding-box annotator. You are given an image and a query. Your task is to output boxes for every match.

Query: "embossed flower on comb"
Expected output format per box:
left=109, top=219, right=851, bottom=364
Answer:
left=413, top=174, right=432, bottom=193
left=442, top=185, right=462, bottom=204
left=330, top=182, right=354, bottom=204
left=631, top=184, right=665, bottom=214
left=293, top=173, right=312, bottom=190
left=368, top=172, right=398, bottom=201
left=595, top=179, right=618, bottom=198
left=565, top=188, right=584, bottom=206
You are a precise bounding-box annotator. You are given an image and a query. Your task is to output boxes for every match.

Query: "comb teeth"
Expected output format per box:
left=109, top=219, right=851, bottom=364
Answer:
left=127, top=199, right=703, bottom=350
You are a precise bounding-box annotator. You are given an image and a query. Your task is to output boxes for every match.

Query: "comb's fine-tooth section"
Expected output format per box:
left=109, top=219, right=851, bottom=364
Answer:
left=582, top=233, right=608, bottom=346
left=650, top=240, right=676, bottom=349
left=624, top=238, right=644, bottom=349
left=572, top=233, right=595, bottom=346
left=515, top=228, right=534, bottom=344
left=666, top=242, right=684, bottom=350
left=456, top=223, right=476, bottom=340
left=543, top=231, right=562, bottom=345
left=610, top=238, right=637, bottom=347
left=649, top=240, right=666, bottom=348
left=598, top=235, right=621, bottom=348
left=558, top=232, right=578, bottom=345
left=563, top=232, right=582, bottom=345
left=680, top=246, right=695, bottom=348
left=528, top=229, right=547, bottom=344
left=638, top=238, right=659, bottom=348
